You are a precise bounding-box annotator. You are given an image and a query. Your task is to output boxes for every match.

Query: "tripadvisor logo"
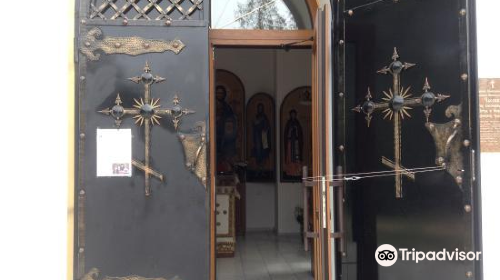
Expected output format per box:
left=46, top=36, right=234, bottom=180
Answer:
left=375, top=244, right=482, bottom=267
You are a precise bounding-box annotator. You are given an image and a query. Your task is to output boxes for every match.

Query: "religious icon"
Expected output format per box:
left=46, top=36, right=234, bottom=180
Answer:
left=246, top=93, right=275, bottom=181
left=283, top=109, right=304, bottom=176
left=216, top=70, right=245, bottom=173
left=281, top=86, right=312, bottom=182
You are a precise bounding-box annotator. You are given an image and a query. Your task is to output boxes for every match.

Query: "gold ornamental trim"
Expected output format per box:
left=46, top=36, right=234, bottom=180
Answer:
left=80, top=28, right=185, bottom=61
left=178, top=122, right=207, bottom=188
left=425, top=104, right=464, bottom=186
left=352, top=47, right=450, bottom=198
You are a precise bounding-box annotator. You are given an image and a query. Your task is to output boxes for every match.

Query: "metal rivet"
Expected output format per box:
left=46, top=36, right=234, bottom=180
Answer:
left=81, top=19, right=86, bottom=25
left=122, top=19, right=128, bottom=25
left=179, top=135, right=185, bottom=140
left=114, top=42, right=121, bottom=48
left=456, top=176, right=463, bottom=184
left=466, top=271, right=473, bottom=278
left=339, top=40, right=345, bottom=45
left=437, top=157, right=445, bottom=165
left=464, top=205, right=472, bottom=212
left=339, top=145, right=345, bottom=152
left=165, top=19, right=172, bottom=26
left=80, top=190, right=85, bottom=195
left=201, top=137, right=206, bottom=142
left=348, top=10, right=354, bottom=16
left=342, top=252, right=347, bottom=257
left=172, top=41, right=179, bottom=48
left=461, top=73, right=468, bottom=81
left=80, top=133, right=85, bottom=139
left=80, top=76, right=86, bottom=81
left=460, top=9, right=467, bottom=16
left=84, top=41, right=91, bottom=47
left=463, top=139, right=470, bottom=147
left=339, top=92, right=344, bottom=98
left=79, top=247, right=85, bottom=253
left=143, top=43, right=150, bottom=49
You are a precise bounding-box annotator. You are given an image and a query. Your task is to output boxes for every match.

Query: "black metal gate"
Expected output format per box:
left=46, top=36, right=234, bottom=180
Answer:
left=332, top=0, right=482, bottom=279
left=74, top=1, right=210, bottom=279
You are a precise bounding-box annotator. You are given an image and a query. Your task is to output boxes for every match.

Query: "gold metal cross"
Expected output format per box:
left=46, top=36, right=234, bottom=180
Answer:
left=98, top=61, right=195, bottom=196
left=352, top=48, right=449, bottom=198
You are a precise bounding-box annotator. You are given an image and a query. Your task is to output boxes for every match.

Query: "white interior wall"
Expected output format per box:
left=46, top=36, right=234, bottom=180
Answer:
left=276, top=49, right=312, bottom=234
left=215, top=48, right=312, bottom=233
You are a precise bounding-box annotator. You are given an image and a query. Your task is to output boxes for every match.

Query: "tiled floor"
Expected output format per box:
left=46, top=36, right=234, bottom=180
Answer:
left=216, top=232, right=314, bottom=280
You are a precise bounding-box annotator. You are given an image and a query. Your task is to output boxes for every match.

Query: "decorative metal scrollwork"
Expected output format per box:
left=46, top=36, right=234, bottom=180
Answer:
left=352, top=48, right=450, bottom=198
left=89, top=0, right=203, bottom=21
left=425, top=104, right=464, bottom=189
left=80, top=28, right=185, bottom=61
left=80, top=268, right=180, bottom=280
left=178, top=122, right=207, bottom=188
left=98, top=62, right=195, bottom=196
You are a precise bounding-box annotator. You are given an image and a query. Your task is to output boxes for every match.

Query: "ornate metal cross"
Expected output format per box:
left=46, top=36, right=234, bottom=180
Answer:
left=352, top=48, right=449, bottom=198
left=98, top=61, right=195, bottom=196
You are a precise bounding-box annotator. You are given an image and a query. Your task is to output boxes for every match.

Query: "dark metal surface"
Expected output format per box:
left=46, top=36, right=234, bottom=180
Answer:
left=75, top=0, right=210, bottom=279
left=333, top=0, right=482, bottom=279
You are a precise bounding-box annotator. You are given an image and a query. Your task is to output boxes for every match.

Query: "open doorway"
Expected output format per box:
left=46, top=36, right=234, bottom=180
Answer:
left=213, top=47, right=314, bottom=280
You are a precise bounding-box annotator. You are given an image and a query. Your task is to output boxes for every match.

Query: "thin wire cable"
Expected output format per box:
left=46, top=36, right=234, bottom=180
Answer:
left=306, top=166, right=446, bottom=180
left=214, top=0, right=232, bottom=28
left=304, top=165, right=445, bottom=179
left=344, top=0, right=386, bottom=13
left=306, top=167, right=445, bottom=182
left=305, top=166, right=446, bottom=182
left=220, top=0, right=279, bottom=29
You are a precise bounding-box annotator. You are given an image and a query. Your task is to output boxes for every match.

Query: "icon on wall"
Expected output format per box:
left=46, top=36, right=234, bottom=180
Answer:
left=216, top=69, right=245, bottom=174
left=280, top=86, right=312, bottom=182
left=246, top=93, right=275, bottom=182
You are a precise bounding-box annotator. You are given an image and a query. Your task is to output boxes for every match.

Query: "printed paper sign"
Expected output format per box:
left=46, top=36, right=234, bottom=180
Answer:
left=96, top=129, right=132, bottom=177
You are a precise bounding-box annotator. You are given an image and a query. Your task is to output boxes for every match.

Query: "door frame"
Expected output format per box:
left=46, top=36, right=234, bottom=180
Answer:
left=208, top=27, right=329, bottom=280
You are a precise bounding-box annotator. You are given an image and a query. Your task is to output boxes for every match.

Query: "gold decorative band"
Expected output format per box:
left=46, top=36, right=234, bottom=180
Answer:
left=80, top=28, right=185, bottom=61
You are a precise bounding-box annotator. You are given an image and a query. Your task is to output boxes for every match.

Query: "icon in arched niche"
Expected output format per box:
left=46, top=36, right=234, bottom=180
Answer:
left=215, top=70, right=245, bottom=174
left=280, top=86, right=312, bottom=182
left=246, top=93, right=275, bottom=182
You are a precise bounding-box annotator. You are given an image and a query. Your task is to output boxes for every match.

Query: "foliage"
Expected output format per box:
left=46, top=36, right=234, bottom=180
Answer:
left=235, top=0, right=297, bottom=30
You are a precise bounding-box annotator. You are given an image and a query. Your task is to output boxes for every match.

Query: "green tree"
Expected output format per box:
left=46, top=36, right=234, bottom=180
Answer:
left=235, top=0, right=297, bottom=30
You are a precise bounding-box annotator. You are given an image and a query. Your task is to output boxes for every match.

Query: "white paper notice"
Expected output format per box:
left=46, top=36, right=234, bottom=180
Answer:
left=96, top=129, right=132, bottom=177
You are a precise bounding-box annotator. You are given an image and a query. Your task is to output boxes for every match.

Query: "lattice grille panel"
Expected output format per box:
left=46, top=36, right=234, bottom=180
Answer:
left=89, top=0, right=203, bottom=20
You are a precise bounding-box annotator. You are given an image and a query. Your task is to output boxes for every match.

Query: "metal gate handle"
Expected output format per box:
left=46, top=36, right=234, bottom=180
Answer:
left=330, top=166, right=346, bottom=256
left=302, top=166, right=319, bottom=252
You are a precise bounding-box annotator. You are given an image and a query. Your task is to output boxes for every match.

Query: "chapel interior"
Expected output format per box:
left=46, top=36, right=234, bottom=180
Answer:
left=214, top=47, right=314, bottom=280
